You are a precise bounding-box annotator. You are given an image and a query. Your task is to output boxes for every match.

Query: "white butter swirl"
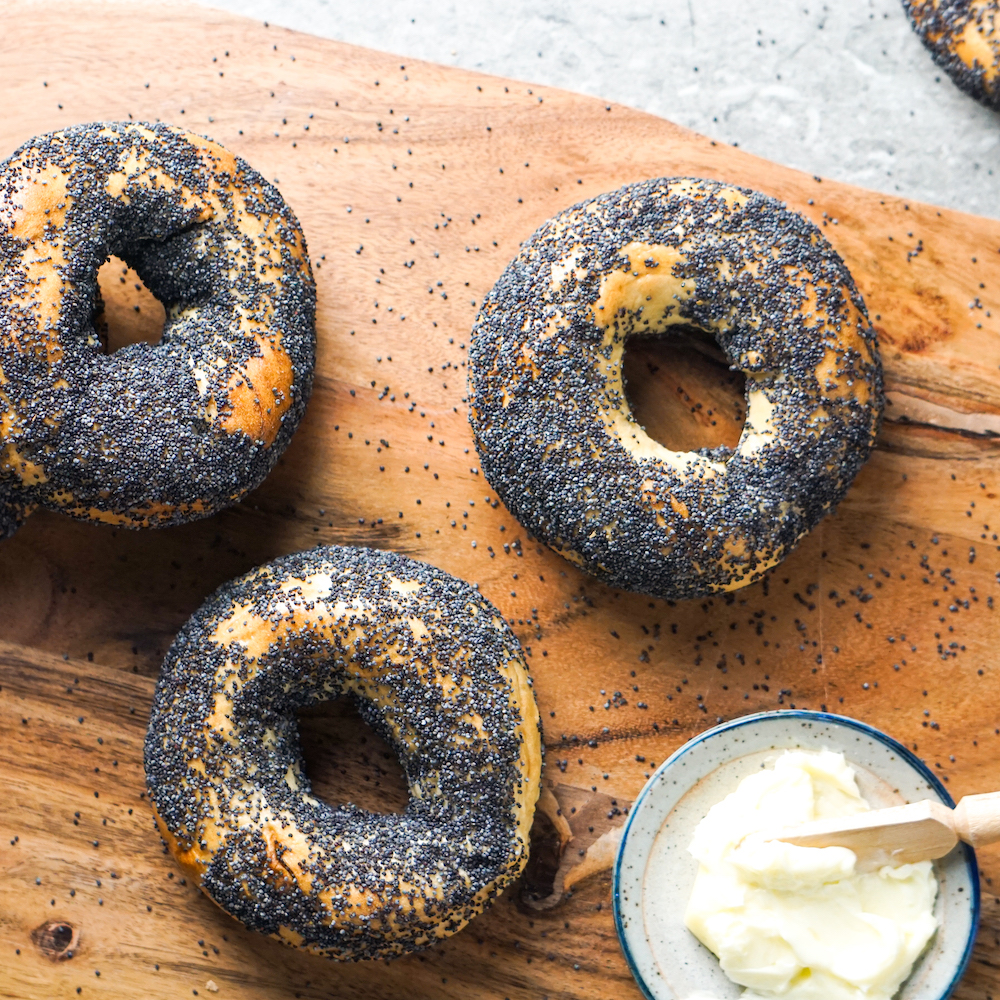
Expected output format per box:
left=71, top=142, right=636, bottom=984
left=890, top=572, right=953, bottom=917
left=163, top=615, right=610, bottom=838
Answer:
left=684, top=750, right=938, bottom=1000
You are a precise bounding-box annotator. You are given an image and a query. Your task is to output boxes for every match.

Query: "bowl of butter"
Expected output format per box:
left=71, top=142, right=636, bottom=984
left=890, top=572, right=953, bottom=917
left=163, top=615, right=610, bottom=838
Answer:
left=613, top=710, right=979, bottom=1000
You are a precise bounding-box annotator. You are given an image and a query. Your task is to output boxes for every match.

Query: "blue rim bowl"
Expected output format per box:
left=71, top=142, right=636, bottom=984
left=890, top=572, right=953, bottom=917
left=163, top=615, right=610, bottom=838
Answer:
left=613, top=710, right=980, bottom=1000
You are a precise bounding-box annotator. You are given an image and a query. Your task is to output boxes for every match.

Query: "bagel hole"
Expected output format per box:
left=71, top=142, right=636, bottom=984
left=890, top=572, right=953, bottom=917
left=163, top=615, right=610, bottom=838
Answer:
left=297, top=699, right=409, bottom=815
left=622, top=326, right=746, bottom=455
left=95, top=255, right=166, bottom=353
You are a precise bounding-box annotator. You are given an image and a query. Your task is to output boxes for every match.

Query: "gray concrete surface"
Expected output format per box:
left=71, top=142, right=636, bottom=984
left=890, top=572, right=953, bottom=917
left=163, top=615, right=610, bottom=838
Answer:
left=201, top=0, right=1000, bottom=218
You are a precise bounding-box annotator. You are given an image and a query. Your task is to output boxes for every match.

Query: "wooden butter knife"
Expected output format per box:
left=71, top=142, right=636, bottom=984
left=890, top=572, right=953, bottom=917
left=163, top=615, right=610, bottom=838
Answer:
left=770, top=792, right=1000, bottom=872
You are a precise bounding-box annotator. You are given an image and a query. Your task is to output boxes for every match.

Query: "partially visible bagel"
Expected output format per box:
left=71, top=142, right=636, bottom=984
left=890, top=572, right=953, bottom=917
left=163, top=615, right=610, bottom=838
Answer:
left=903, top=0, right=1000, bottom=109
left=0, top=121, right=316, bottom=538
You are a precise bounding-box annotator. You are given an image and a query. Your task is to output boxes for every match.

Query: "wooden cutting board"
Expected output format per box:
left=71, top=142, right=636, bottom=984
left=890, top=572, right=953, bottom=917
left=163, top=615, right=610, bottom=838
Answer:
left=1, top=4, right=999, bottom=998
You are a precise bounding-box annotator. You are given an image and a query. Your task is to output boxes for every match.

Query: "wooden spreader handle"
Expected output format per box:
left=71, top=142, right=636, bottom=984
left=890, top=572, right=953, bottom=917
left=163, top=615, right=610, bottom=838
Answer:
left=952, top=791, right=1000, bottom=848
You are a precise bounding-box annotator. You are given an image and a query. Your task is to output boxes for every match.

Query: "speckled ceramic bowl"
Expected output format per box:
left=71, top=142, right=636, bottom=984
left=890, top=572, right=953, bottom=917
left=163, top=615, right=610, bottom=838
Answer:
left=613, top=711, right=979, bottom=1000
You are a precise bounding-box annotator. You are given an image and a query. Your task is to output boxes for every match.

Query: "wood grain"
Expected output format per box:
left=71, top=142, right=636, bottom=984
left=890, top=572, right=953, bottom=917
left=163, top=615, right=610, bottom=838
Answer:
left=0, top=3, right=999, bottom=997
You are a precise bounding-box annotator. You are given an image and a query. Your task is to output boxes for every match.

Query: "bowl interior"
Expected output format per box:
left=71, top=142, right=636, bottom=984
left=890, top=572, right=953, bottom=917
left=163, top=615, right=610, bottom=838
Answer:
left=614, top=711, right=979, bottom=1000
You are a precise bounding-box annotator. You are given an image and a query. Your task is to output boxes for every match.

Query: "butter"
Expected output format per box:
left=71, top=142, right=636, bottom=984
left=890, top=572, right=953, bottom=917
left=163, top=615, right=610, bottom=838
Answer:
left=683, top=750, right=939, bottom=1000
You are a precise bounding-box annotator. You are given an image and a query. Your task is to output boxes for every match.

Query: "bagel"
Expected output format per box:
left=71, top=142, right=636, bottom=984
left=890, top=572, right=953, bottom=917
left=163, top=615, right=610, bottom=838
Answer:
left=144, top=545, right=542, bottom=960
left=469, top=177, right=883, bottom=601
left=0, top=121, right=315, bottom=538
left=902, top=1, right=1000, bottom=108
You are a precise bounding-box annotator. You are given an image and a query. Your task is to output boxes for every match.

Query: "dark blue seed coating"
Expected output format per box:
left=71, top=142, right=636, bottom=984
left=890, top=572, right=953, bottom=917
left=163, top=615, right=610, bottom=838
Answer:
left=145, top=545, right=542, bottom=961
left=902, top=1, right=1000, bottom=109
left=469, top=178, right=883, bottom=601
left=0, top=122, right=316, bottom=538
